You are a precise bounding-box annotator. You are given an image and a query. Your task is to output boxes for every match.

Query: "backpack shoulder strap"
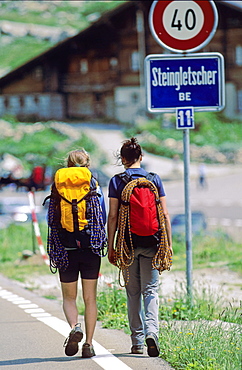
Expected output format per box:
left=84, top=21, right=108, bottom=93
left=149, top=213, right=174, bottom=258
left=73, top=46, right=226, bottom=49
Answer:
left=117, top=172, right=132, bottom=185
left=146, top=172, right=156, bottom=183
left=117, top=171, right=157, bottom=185
left=42, top=182, right=60, bottom=206
left=90, top=175, right=97, bottom=194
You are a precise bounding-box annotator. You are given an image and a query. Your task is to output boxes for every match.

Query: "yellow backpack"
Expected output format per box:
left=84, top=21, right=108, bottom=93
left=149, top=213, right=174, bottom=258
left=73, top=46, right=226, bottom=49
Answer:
left=54, top=167, right=94, bottom=232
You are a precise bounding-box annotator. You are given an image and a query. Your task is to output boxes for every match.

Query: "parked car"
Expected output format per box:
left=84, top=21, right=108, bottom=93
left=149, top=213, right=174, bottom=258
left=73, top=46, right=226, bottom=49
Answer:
left=171, top=211, right=207, bottom=237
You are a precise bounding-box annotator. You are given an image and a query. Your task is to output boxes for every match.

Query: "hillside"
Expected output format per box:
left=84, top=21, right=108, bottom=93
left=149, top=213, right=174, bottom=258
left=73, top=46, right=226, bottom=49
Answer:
left=0, top=1, right=126, bottom=76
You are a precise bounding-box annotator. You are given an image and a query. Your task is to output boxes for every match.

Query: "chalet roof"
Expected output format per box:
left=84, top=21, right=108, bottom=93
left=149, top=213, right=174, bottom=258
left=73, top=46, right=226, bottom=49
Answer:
left=0, top=1, right=136, bottom=87
left=0, top=0, right=242, bottom=88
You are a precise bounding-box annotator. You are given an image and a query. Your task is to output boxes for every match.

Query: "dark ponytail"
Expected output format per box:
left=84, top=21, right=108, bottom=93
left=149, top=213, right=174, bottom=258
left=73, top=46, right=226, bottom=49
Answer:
left=120, top=137, right=142, bottom=167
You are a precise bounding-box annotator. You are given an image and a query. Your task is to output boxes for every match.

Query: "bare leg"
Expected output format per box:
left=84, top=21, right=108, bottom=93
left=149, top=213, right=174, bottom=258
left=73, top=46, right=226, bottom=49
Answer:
left=61, top=281, right=78, bottom=329
left=81, top=278, right=98, bottom=345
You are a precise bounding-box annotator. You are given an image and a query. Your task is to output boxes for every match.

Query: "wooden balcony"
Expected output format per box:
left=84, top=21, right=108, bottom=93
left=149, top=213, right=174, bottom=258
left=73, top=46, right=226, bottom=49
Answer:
left=61, top=71, right=119, bottom=93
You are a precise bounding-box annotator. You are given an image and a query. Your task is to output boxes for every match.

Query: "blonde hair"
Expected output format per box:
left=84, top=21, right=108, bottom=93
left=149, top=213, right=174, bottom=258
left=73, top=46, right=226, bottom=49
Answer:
left=66, top=149, right=90, bottom=168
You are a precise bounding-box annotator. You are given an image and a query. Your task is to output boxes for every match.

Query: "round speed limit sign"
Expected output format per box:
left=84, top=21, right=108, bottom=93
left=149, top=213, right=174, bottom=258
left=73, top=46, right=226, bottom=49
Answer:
left=149, top=0, right=218, bottom=53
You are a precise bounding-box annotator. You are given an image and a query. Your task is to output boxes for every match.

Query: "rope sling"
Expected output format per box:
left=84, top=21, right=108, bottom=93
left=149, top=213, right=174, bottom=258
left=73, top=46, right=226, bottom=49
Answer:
left=89, top=195, right=107, bottom=257
left=115, top=177, right=172, bottom=285
left=47, top=197, right=69, bottom=273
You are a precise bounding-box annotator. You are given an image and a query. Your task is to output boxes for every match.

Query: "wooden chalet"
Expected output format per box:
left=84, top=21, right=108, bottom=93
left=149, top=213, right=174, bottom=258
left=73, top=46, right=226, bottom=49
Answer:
left=0, top=0, right=242, bottom=122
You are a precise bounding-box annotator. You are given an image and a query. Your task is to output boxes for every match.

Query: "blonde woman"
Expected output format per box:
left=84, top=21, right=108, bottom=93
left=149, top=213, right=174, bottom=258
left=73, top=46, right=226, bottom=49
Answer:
left=51, top=149, right=106, bottom=358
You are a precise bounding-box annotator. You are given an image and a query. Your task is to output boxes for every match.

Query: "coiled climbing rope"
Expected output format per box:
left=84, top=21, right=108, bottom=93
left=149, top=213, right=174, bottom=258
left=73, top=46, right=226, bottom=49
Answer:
left=115, top=177, right=172, bottom=285
left=89, top=195, right=107, bottom=257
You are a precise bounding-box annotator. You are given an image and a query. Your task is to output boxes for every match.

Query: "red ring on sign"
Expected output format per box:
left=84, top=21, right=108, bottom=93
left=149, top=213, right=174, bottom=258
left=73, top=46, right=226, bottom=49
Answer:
left=151, top=0, right=216, bottom=51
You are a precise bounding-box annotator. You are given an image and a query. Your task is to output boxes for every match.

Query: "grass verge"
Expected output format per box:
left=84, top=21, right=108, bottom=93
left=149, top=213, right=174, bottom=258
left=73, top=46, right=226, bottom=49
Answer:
left=159, top=320, right=241, bottom=370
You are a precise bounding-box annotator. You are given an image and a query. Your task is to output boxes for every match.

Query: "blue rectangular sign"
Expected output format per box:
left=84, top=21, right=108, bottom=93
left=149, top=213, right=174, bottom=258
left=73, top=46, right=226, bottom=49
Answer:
left=145, top=53, right=225, bottom=113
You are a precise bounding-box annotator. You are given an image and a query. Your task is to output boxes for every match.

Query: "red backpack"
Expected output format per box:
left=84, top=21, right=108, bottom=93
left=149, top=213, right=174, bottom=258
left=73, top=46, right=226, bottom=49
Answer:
left=115, top=172, right=172, bottom=284
left=118, top=172, right=159, bottom=237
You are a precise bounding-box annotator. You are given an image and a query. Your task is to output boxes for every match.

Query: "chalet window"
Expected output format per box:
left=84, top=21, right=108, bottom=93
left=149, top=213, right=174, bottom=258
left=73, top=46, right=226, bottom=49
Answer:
left=235, top=46, right=242, bottom=66
left=110, top=57, right=118, bottom=70
left=238, top=90, right=242, bottom=112
left=130, top=51, right=139, bottom=72
left=95, top=92, right=102, bottom=102
left=131, top=92, right=139, bottom=104
left=4, top=97, right=9, bottom=108
left=33, top=67, right=43, bottom=81
left=19, top=96, right=25, bottom=108
left=80, top=59, right=88, bottom=74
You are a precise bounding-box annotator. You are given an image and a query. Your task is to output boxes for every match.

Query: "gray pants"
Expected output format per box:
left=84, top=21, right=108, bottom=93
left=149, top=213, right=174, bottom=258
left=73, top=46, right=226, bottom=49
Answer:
left=124, top=246, right=159, bottom=346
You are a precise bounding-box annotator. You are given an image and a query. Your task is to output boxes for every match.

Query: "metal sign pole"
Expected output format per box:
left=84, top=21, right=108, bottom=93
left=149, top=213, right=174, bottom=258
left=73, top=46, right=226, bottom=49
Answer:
left=183, top=128, right=193, bottom=302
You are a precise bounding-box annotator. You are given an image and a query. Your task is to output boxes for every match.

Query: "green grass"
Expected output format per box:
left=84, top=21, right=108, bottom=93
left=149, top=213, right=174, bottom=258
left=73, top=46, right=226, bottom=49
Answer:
left=0, top=37, right=52, bottom=72
left=0, top=223, right=241, bottom=278
left=0, top=1, right=126, bottom=72
left=97, top=285, right=129, bottom=331
left=0, top=222, right=49, bottom=282
left=159, top=283, right=242, bottom=324
left=0, top=1, right=124, bottom=29
left=172, top=231, right=242, bottom=275
left=0, top=119, right=97, bottom=170
left=0, top=222, right=47, bottom=263
left=159, top=320, right=241, bottom=370
left=0, top=263, right=49, bottom=283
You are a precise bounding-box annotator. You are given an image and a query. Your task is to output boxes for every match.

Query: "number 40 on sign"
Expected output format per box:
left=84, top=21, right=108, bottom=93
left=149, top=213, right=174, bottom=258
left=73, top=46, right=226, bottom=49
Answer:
left=176, top=107, right=194, bottom=129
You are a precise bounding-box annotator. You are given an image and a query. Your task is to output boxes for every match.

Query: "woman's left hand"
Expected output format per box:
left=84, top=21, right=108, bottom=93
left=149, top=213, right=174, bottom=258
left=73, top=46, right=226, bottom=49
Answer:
left=108, top=247, right=117, bottom=266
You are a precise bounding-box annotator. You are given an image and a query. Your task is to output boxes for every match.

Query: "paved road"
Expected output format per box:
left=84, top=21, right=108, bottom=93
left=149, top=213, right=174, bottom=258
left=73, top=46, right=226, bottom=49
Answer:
left=164, top=171, right=242, bottom=240
left=0, top=274, right=174, bottom=370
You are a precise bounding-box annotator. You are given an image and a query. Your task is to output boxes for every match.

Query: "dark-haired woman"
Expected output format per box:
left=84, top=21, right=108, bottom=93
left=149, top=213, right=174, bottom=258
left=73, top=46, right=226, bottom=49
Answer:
left=107, top=138, right=172, bottom=357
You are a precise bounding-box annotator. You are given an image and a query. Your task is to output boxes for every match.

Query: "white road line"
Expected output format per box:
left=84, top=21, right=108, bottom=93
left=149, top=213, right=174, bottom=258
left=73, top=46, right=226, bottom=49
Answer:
left=0, top=290, right=13, bottom=297
left=92, top=340, right=132, bottom=370
left=235, top=219, right=242, bottom=227
left=38, top=316, right=132, bottom=370
left=0, top=286, right=132, bottom=370
left=24, top=308, right=46, bottom=313
left=12, top=299, right=31, bottom=304
left=207, top=218, right=218, bottom=225
left=6, top=295, right=21, bottom=301
left=221, top=218, right=232, bottom=226
left=169, top=200, right=242, bottom=208
left=19, top=303, right=39, bottom=309
left=31, top=312, right=52, bottom=318
left=207, top=218, right=242, bottom=227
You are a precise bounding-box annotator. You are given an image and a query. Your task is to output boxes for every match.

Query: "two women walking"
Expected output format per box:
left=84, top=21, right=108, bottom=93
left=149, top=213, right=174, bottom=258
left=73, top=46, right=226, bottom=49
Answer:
left=47, top=138, right=172, bottom=358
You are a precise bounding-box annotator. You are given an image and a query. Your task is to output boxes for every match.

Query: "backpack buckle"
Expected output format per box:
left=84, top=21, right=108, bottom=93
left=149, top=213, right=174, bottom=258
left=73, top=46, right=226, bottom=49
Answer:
left=72, top=199, right=78, bottom=214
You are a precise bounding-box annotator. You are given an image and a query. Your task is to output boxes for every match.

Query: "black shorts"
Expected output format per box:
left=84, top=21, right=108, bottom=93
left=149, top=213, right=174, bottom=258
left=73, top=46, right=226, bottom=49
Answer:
left=59, top=249, right=101, bottom=283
